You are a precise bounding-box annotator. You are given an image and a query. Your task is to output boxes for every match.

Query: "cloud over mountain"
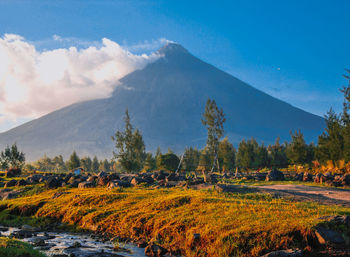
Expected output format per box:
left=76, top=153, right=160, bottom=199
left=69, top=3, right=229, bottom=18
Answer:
left=0, top=34, right=161, bottom=122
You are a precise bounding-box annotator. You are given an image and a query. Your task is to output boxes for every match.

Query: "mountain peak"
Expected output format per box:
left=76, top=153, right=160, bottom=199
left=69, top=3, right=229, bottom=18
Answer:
left=157, top=42, right=189, bottom=56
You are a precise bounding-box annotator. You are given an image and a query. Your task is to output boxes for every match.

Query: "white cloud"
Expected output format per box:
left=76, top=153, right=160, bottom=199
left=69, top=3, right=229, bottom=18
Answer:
left=0, top=34, right=161, bottom=124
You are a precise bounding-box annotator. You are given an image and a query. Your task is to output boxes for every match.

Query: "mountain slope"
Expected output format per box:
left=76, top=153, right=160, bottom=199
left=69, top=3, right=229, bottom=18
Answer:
left=0, top=43, right=325, bottom=161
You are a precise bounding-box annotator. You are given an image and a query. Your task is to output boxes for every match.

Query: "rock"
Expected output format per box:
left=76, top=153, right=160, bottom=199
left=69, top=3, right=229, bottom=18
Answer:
left=98, top=171, right=107, bottom=178
left=0, top=189, right=20, bottom=200
left=21, top=224, right=36, bottom=231
left=87, top=176, right=97, bottom=182
left=314, top=173, right=322, bottom=183
left=131, top=177, right=146, bottom=186
left=5, top=168, right=21, bottom=178
left=78, top=182, right=95, bottom=189
left=4, top=179, right=17, bottom=188
left=52, top=192, right=70, bottom=199
left=114, top=180, right=131, bottom=188
left=165, top=173, right=179, bottom=182
left=71, top=241, right=81, bottom=248
left=266, top=169, right=284, bottom=181
left=11, top=230, right=33, bottom=239
left=341, top=174, right=350, bottom=186
left=137, top=240, right=148, bottom=248
left=144, top=243, right=167, bottom=257
left=302, top=172, right=313, bottom=182
left=97, top=176, right=110, bottom=186
left=261, top=249, right=302, bottom=257
left=32, top=238, right=47, bottom=247
left=16, top=179, right=27, bottom=186
left=46, top=177, right=62, bottom=189
left=315, top=226, right=345, bottom=244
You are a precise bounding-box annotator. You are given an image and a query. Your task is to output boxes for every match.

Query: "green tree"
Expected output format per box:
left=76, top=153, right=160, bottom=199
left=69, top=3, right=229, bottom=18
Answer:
left=158, top=153, right=180, bottom=172
left=218, top=137, right=235, bottom=171
left=80, top=156, right=92, bottom=172
left=286, top=130, right=308, bottom=165
left=92, top=156, right=99, bottom=172
left=201, top=98, right=226, bottom=172
left=183, top=147, right=201, bottom=171
left=144, top=152, right=156, bottom=171
left=236, top=139, right=256, bottom=169
left=0, top=144, right=25, bottom=170
left=112, top=109, right=146, bottom=172
left=99, top=159, right=110, bottom=172
left=52, top=155, right=67, bottom=172
left=269, top=137, right=289, bottom=168
left=67, top=151, right=80, bottom=170
left=198, top=148, right=212, bottom=171
left=155, top=147, right=162, bottom=169
left=341, top=69, right=350, bottom=161
left=316, top=109, right=344, bottom=163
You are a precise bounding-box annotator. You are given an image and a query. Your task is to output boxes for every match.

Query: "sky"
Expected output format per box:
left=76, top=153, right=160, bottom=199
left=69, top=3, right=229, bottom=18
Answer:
left=0, top=0, right=349, bottom=132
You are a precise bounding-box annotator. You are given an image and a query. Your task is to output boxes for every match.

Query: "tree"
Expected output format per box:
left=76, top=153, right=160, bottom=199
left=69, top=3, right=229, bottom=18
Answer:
left=201, top=98, right=226, bottom=172
left=341, top=69, right=350, bottom=161
left=52, top=155, right=67, bottom=172
left=92, top=156, right=99, bottom=172
left=80, top=156, right=92, bottom=172
left=236, top=138, right=258, bottom=169
left=183, top=147, right=201, bottom=171
left=286, top=130, right=308, bottom=165
left=158, top=153, right=180, bottom=172
left=144, top=152, right=156, bottom=171
left=67, top=151, right=80, bottom=170
left=218, top=138, right=235, bottom=172
left=0, top=144, right=25, bottom=170
left=316, top=109, right=344, bottom=163
left=269, top=137, right=289, bottom=168
left=112, top=109, right=146, bottom=173
left=197, top=148, right=212, bottom=171
left=155, top=147, right=162, bottom=169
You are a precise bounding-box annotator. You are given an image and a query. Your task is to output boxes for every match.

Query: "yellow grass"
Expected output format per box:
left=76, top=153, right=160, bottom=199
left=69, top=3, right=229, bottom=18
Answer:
left=2, top=187, right=350, bottom=256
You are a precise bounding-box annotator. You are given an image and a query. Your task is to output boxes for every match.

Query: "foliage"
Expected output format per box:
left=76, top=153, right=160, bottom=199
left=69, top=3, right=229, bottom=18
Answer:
left=112, top=109, right=146, bottom=172
left=0, top=237, right=46, bottom=257
left=286, top=130, right=310, bottom=165
left=218, top=137, right=235, bottom=171
left=158, top=153, right=180, bottom=172
left=92, top=156, right=99, bottom=172
left=66, top=151, right=81, bottom=170
left=201, top=98, right=226, bottom=171
left=0, top=144, right=25, bottom=170
left=144, top=152, right=156, bottom=171
left=268, top=137, right=289, bottom=168
left=183, top=147, right=200, bottom=171
left=2, top=187, right=350, bottom=257
left=81, top=156, right=92, bottom=172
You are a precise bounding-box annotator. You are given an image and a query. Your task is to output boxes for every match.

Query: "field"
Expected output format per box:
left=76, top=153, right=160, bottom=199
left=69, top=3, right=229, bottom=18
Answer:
left=1, top=182, right=350, bottom=257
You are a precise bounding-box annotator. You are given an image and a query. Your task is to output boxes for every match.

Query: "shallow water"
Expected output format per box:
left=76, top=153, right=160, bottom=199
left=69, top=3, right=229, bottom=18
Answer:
left=2, top=227, right=146, bottom=257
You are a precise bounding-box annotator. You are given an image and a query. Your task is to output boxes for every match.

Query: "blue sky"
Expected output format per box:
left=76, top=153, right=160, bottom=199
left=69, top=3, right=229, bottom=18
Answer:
left=0, top=0, right=349, bottom=131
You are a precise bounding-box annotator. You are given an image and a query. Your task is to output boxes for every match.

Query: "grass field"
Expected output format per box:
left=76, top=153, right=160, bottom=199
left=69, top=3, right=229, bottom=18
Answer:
left=0, top=237, right=46, bottom=257
left=1, top=186, right=350, bottom=256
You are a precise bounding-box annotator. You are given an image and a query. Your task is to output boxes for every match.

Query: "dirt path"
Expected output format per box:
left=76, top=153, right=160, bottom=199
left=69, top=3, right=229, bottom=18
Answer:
left=253, top=184, right=350, bottom=207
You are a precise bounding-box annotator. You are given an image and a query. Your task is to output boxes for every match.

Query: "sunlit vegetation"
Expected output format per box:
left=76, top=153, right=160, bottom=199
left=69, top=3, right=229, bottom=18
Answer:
left=0, top=237, right=46, bottom=257
left=1, top=186, right=350, bottom=257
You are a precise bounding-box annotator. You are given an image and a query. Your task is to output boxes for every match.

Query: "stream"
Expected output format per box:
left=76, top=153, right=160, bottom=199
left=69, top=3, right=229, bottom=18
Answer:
left=1, top=227, right=146, bottom=257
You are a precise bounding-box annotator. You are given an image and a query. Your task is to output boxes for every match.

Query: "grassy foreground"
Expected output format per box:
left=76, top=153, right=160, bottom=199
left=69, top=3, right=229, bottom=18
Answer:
left=1, top=187, right=350, bottom=257
left=0, top=237, right=46, bottom=257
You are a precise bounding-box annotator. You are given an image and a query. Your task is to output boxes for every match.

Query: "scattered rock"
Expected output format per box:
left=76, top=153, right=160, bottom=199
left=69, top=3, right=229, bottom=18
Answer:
left=266, top=169, right=284, bottom=181
left=261, top=249, right=302, bottom=257
left=5, top=168, right=21, bottom=178
left=145, top=243, right=167, bottom=257
left=46, top=177, right=62, bottom=189
left=4, top=179, right=17, bottom=188
left=78, top=182, right=95, bottom=189
left=315, top=226, right=345, bottom=244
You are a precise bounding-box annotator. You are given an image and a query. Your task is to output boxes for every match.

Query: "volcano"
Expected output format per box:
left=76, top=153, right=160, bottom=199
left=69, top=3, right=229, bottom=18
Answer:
left=0, top=43, right=325, bottom=161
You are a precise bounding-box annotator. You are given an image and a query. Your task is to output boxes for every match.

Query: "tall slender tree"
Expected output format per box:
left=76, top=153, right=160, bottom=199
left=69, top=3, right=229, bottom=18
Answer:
left=201, top=98, right=226, bottom=172
left=112, top=109, right=146, bottom=173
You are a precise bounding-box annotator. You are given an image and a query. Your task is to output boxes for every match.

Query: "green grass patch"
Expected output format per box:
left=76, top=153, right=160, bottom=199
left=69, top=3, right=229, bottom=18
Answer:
left=0, top=237, right=46, bottom=257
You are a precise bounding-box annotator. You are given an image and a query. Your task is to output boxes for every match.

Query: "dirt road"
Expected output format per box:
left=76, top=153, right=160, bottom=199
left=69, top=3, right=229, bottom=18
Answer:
left=254, top=184, right=350, bottom=207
